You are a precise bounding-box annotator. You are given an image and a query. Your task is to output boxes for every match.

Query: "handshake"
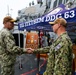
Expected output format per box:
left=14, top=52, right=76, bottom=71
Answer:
left=26, top=48, right=34, bottom=54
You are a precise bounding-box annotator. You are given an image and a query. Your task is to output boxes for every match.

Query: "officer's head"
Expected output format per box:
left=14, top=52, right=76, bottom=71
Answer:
left=3, top=16, right=16, bottom=30
left=49, top=18, right=67, bottom=27
left=49, top=18, right=67, bottom=33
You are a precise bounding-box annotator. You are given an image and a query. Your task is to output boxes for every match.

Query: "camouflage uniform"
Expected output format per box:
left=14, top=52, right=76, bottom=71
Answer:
left=0, top=28, right=26, bottom=75
left=34, top=32, right=73, bottom=75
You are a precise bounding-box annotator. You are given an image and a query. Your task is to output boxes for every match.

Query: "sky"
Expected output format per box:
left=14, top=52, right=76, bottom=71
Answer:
left=0, top=0, right=37, bottom=30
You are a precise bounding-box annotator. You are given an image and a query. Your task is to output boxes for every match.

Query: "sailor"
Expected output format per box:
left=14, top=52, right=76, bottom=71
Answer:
left=0, top=16, right=29, bottom=75
left=27, top=18, right=73, bottom=75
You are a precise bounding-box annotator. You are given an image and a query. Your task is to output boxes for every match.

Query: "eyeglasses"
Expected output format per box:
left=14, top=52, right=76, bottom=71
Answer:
left=10, top=22, right=14, bottom=24
left=51, top=23, right=58, bottom=26
left=51, top=24, right=55, bottom=26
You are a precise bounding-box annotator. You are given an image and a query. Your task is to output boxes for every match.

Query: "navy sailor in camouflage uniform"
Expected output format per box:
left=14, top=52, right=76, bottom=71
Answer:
left=27, top=18, right=73, bottom=75
left=0, top=16, right=28, bottom=75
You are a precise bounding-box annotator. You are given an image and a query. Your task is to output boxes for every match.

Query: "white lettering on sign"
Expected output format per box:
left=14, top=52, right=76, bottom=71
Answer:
left=45, top=10, right=75, bottom=22
left=19, top=10, right=75, bottom=29
left=20, top=23, right=24, bottom=28
left=64, top=10, right=75, bottom=19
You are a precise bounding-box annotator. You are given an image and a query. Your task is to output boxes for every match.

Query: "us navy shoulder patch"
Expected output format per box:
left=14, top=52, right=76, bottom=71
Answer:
left=55, top=43, right=62, bottom=51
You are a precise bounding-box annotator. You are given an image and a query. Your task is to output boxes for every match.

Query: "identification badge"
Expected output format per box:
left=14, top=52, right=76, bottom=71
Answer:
left=55, top=43, right=62, bottom=51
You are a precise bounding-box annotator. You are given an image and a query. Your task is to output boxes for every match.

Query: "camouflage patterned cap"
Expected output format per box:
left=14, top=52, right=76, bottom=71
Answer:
left=49, top=18, right=67, bottom=27
left=3, top=16, right=16, bottom=24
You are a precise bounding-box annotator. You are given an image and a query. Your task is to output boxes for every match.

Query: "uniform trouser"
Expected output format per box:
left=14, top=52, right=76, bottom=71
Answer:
left=1, top=63, right=14, bottom=75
